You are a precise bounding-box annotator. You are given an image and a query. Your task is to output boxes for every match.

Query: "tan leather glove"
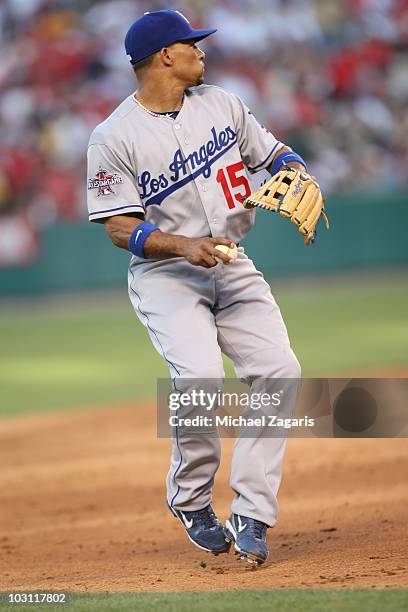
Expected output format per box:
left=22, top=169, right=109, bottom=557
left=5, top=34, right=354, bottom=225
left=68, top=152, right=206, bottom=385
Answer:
left=243, top=168, right=329, bottom=245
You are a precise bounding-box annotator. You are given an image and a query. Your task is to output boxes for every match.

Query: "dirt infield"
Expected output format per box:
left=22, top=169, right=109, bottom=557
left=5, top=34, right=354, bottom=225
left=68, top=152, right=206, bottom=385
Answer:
left=0, top=403, right=407, bottom=592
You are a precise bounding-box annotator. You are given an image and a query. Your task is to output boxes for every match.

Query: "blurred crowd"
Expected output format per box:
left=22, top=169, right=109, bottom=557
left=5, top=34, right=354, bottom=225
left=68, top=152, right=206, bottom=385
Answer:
left=0, top=0, right=407, bottom=245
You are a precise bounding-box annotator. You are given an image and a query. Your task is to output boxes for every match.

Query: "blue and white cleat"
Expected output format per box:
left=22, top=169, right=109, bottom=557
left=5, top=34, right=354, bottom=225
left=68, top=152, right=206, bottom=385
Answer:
left=169, top=504, right=231, bottom=555
left=224, top=513, right=269, bottom=565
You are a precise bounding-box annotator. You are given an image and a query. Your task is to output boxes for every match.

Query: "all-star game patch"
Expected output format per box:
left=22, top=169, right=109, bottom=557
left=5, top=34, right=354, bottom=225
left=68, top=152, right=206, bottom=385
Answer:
left=88, top=166, right=123, bottom=196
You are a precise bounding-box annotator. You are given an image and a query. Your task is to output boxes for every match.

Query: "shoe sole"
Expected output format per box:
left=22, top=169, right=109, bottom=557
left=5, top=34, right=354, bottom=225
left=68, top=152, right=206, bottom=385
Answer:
left=224, top=519, right=268, bottom=566
left=185, top=530, right=231, bottom=555
left=169, top=504, right=231, bottom=555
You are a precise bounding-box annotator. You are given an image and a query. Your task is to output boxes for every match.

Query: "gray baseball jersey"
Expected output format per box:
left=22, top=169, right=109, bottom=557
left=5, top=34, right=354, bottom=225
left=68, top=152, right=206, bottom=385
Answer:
left=87, top=84, right=282, bottom=243
left=86, top=84, right=300, bottom=527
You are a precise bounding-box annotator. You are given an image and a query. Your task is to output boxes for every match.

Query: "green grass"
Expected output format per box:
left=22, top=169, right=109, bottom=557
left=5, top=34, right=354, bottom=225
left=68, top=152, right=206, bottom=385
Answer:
left=0, top=274, right=407, bottom=416
left=0, top=297, right=168, bottom=415
left=275, top=273, right=408, bottom=374
left=0, top=589, right=407, bottom=612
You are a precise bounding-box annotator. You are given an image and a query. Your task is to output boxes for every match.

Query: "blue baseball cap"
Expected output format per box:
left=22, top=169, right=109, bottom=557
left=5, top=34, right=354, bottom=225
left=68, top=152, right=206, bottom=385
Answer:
left=125, top=9, right=217, bottom=65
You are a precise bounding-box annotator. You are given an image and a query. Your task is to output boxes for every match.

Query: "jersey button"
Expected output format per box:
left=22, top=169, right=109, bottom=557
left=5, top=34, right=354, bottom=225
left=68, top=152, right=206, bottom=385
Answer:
left=174, top=123, right=181, bottom=130
left=184, top=138, right=189, bottom=145
left=202, top=185, right=207, bottom=192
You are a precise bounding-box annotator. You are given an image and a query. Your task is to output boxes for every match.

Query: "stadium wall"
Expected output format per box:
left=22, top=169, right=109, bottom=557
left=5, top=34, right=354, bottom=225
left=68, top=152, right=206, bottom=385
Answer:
left=1, top=193, right=407, bottom=297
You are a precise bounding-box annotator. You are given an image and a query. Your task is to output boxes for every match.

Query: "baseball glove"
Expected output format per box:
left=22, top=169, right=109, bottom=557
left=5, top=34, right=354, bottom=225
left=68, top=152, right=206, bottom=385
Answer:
left=243, top=167, right=329, bottom=245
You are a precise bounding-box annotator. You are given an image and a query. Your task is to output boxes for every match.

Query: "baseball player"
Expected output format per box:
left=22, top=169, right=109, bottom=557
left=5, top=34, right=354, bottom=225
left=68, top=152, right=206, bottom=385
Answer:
left=87, top=9, right=321, bottom=565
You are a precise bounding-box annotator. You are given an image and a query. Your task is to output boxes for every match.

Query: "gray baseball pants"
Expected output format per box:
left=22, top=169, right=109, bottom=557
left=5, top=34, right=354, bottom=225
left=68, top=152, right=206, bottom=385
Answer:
left=128, top=248, right=300, bottom=527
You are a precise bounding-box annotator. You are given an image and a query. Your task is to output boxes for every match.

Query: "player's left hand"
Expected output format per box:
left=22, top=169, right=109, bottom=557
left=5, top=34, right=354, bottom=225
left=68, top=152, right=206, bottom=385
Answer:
left=243, top=168, right=329, bottom=245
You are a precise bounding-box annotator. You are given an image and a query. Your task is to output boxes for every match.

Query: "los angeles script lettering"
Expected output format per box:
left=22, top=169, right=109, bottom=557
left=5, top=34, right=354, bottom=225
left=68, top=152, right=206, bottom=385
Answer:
left=137, top=125, right=237, bottom=199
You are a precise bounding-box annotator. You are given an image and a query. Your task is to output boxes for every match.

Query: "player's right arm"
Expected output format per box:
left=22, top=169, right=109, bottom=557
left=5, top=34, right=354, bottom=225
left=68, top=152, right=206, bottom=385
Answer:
left=104, top=214, right=233, bottom=268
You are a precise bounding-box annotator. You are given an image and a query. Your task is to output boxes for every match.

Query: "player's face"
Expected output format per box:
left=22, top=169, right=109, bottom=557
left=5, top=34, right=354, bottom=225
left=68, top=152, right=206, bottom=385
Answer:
left=169, top=41, right=206, bottom=86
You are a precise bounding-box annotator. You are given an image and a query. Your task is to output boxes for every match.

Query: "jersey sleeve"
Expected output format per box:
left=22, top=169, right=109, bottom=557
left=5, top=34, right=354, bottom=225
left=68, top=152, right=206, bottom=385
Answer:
left=87, top=140, right=145, bottom=222
left=231, top=94, right=284, bottom=174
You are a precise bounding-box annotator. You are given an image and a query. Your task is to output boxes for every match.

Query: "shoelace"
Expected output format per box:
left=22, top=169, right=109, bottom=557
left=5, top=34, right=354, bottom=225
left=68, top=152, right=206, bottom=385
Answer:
left=189, top=506, right=217, bottom=530
left=246, top=518, right=267, bottom=540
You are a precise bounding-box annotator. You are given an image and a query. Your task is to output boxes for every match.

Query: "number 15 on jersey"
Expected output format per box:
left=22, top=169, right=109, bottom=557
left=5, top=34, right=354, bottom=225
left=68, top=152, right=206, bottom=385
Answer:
left=216, top=161, right=251, bottom=209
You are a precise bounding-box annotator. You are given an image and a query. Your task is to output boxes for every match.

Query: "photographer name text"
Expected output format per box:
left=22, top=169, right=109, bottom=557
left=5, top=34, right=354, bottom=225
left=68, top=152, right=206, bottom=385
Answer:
left=169, top=415, right=315, bottom=429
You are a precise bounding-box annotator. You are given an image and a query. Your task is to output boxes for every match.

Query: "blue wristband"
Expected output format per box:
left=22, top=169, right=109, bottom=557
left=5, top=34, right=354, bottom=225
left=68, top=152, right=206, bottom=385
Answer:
left=128, top=222, right=160, bottom=258
left=271, top=151, right=307, bottom=175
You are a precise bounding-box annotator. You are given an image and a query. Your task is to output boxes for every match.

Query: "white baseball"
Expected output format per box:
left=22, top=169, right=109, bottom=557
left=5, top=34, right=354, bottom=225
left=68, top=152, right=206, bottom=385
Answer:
left=214, top=243, right=238, bottom=264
